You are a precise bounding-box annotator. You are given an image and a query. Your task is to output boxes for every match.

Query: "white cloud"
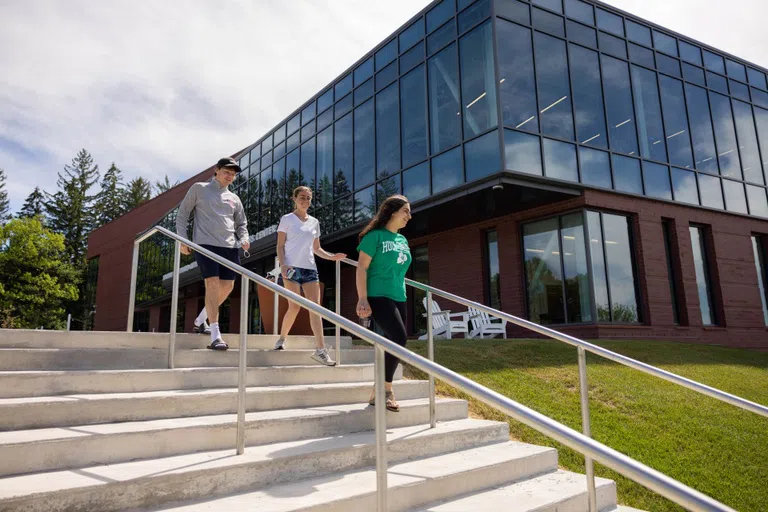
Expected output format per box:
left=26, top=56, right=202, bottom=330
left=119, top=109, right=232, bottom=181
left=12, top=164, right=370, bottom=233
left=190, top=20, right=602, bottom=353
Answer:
left=0, top=0, right=766, bottom=213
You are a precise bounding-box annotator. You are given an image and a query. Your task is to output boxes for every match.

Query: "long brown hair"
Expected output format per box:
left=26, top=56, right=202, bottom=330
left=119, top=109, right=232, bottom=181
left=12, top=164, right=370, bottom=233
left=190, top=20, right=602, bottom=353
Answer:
left=358, top=195, right=409, bottom=242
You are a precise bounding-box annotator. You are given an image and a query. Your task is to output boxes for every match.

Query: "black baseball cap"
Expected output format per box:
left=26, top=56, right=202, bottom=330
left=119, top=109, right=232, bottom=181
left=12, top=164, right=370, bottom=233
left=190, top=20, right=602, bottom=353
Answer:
left=216, top=157, right=242, bottom=173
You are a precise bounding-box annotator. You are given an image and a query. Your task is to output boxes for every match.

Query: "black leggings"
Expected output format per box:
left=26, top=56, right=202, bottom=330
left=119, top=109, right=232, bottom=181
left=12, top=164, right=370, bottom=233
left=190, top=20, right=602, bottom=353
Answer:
left=368, top=297, right=408, bottom=383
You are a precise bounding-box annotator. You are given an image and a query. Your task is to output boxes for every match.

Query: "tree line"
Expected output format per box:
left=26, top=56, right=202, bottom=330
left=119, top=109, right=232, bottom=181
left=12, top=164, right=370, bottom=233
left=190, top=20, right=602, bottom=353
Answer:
left=0, top=149, right=179, bottom=330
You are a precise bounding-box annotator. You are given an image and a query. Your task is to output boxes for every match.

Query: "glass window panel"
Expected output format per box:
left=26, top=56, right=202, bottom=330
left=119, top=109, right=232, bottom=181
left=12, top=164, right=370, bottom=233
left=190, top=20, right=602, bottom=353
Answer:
left=703, top=50, right=725, bottom=74
left=317, top=108, right=333, bottom=131
left=376, top=175, right=402, bottom=208
left=723, top=179, right=748, bottom=213
left=656, top=54, right=681, bottom=78
left=671, top=168, right=699, bottom=204
left=653, top=30, right=677, bottom=57
left=567, top=21, right=597, bottom=48
left=334, top=113, right=353, bottom=198
left=706, top=72, right=728, bottom=94
left=729, top=80, right=750, bottom=101
left=400, top=19, right=425, bottom=53
left=288, top=116, right=301, bottom=137
left=732, top=100, right=764, bottom=184
left=626, top=20, right=651, bottom=46
left=602, top=213, right=639, bottom=322
left=376, top=83, right=401, bottom=179
left=432, top=146, right=463, bottom=194
left=263, top=134, right=273, bottom=151
left=682, top=63, right=705, bottom=86
left=543, top=138, right=578, bottom=182
left=642, top=161, right=672, bottom=200
left=598, top=31, right=626, bottom=59
left=286, top=149, right=300, bottom=193
left=747, top=185, right=768, bottom=217
left=628, top=43, right=654, bottom=68
left=239, top=152, right=250, bottom=169
left=318, top=89, right=333, bottom=113
left=263, top=149, right=273, bottom=166
left=375, top=39, right=397, bottom=71
left=709, top=92, right=742, bottom=179
left=335, top=93, right=353, bottom=119
left=300, top=139, right=315, bottom=190
left=754, top=107, right=768, bottom=183
left=301, top=102, right=316, bottom=126
left=334, top=197, right=353, bottom=232
left=602, top=56, right=639, bottom=155
left=400, top=41, right=425, bottom=73
left=301, top=120, right=315, bottom=142
left=498, top=20, right=538, bottom=132
left=497, top=0, right=530, bottom=24
left=287, top=132, right=300, bottom=154
left=354, top=186, right=375, bottom=223
left=354, top=57, right=374, bottom=87
left=698, top=173, right=724, bottom=209
left=460, top=21, right=498, bottom=137
left=315, top=127, right=333, bottom=206
left=401, top=65, right=429, bottom=169
left=354, top=100, right=375, bottom=190
left=659, top=75, right=694, bottom=168
left=260, top=166, right=274, bottom=228
left=427, top=0, right=455, bottom=33
left=690, top=226, right=716, bottom=325
left=524, top=218, right=565, bottom=324
left=561, top=213, right=591, bottom=322
left=685, top=84, right=719, bottom=174
left=748, top=68, right=768, bottom=90
left=354, top=79, right=374, bottom=106
left=376, top=61, right=398, bottom=91
left=533, top=0, right=562, bottom=12
left=587, top=211, right=610, bottom=321
left=465, top=130, right=501, bottom=181
left=505, top=129, right=543, bottom=175
left=274, top=125, right=286, bottom=144
left=661, top=220, right=681, bottom=324
left=428, top=43, right=462, bottom=153
left=596, top=9, right=623, bottom=36
left=570, top=45, right=607, bottom=148
left=458, top=0, right=491, bottom=33
left=532, top=7, right=565, bottom=37
left=752, top=236, right=768, bottom=325
left=335, top=74, right=353, bottom=99
left=459, top=0, right=478, bottom=9
left=631, top=65, right=667, bottom=162
left=273, top=158, right=286, bottom=218
left=753, top=88, right=768, bottom=110
left=274, top=141, right=286, bottom=162
left=565, top=0, right=593, bottom=25
left=535, top=32, right=573, bottom=139
left=726, top=59, right=747, bottom=82
left=403, top=161, right=430, bottom=202
left=679, top=41, right=702, bottom=66
left=427, top=19, right=456, bottom=56
left=579, top=147, right=611, bottom=188
left=486, top=229, right=501, bottom=310
left=249, top=145, right=260, bottom=164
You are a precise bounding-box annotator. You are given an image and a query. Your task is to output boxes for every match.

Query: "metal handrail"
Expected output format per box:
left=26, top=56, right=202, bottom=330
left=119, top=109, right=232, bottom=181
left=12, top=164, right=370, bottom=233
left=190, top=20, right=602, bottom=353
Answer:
left=128, top=226, right=736, bottom=512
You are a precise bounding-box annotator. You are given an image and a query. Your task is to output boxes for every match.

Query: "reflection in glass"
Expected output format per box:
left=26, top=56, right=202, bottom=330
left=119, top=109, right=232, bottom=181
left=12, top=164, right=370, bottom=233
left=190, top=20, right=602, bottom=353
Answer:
left=497, top=20, right=538, bottom=132
left=612, top=154, right=643, bottom=194
left=335, top=75, right=352, bottom=101
left=334, top=114, right=353, bottom=199
left=432, top=146, right=463, bottom=194
left=377, top=175, right=401, bottom=208
left=505, top=129, right=542, bottom=175
left=427, top=19, right=456, bottom=56
left=317, top=109, right=333, bottom=131
left=690, top=226, right=715, bottom=325
left=354, top=100, right=375, bottom=189
left=602, top=56, right=639, bottom=155
left=400, top=19, right=425, bottom=53
left=354, top=186, right=375, bottom=223
left=643, top=161, right=672, bottom=200
left=709, top=92, right=742, bottom=179
left=671, top=168, right=699, bottom=205
left=602, top=213, right=639, bottom=322
left=685, top=84, right=719, bottom=174
left=752, top=236, right=768, bottom=325
left=626, top=20, right=651, bottom=46
left=570, top=45, right=607, bottom=148
left=598, top=32, right=626, bottom=59
left=524, top=218, right=565, bottom=324
left=631, top=65, right=667, bottom=162
left=587, top=211, right=610, bottom=321
left=561, top=213, right=591, bottom=322
left=286, top=149, right=300, bottom=199
left=656, top=54, right=680, bottom=77
left=288, top=115, right=300, bottom=136
left=754, top=89, right=768, bottom=109
left=458, top=0, right=490, bottom=33
left=565, top=0, right=592, bottom=24
left=748, top=68, right=768, bottom=89
left=579, top=147, right=611, bottom=188
left=428, top=43, right=462, bottom=153
left=354, top=57, right=374, bottom=87
left=497, top=0, right=530, bottom=24
left=698, top=173, right=724, bottom=209
left=400, top=41, right=425, bottom=73
left=533, top=0, right=562, bottom=13
left=732, top=101, right=764, bottom=184
left=729, top=80, right=749, bottom=102
left=532, top=7, right=565, bottom=37
left=300, top=140, right=315, bottom=194
left=706, top=72, right=728, bottom=94
left=354, top=79, right=374, bottom=106
left=535, top=32, right=574, bottom=140
left=543, top=138, right=578, bottom=182
left=318, top=89, right=333, bottom=113
left=301, top=102, right=316, bottom=125
left=726, top=59, right=747, bottom=82
left=376, top=83, right=401, bottom=179
left=465, top=131, right=501, bottom=181
left=682, top=63, right=705, bottom=86
left=403, top=162, right=430, bottom=203
left=653, top=30, right=677, bottom=56
left=486, top=230, right=502, bottom=310
left=460, top=21, right=497, bottom=137
left=679, top=41, right=702, bottom=66
left=659, top=76, right=693, bottom=168
left=723, top=179, right=748, bottom=214
left=754, top=107, right=768, bottom=185
left=335, top=93, right=352, bottom=119
left=401, top=65, right=429, bottom=169
left=375, top=61, right=398, bottom=91
left=567, top=21, right=597, bottom=48
left=333, top=195, right=353, bottom=232
left=375, top=39, right=397, bottom=71
left=628, top=43, right=654, bottom=68
left=316, top=127, right=333, bottom=207
left=596, top=8, right=623, bottom=36
left=427, top=0, right=454, bottom=33
left=301, top=121, right=315, bottom=142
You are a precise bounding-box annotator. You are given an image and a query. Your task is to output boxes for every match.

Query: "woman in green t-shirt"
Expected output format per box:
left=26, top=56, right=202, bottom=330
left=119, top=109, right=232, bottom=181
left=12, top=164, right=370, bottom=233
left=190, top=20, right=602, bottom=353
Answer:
left=356, top=195, right=412, bottom=412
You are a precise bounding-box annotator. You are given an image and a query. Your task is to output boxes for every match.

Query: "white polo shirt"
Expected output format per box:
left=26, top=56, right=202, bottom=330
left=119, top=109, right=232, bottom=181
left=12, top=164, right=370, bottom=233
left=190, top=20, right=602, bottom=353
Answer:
left=277, top=212, right=321, bottom=270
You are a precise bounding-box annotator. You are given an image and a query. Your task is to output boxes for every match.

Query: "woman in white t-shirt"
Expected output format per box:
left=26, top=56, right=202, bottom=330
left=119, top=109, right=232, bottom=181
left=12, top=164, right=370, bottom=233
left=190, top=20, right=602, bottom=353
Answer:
left=274, top=186, right=346, bottom=365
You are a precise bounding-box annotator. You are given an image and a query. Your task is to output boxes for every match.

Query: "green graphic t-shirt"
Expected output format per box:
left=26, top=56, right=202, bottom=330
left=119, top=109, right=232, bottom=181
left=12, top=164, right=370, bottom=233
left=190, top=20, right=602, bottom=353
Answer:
left=357, top=229, right=412, bottom=302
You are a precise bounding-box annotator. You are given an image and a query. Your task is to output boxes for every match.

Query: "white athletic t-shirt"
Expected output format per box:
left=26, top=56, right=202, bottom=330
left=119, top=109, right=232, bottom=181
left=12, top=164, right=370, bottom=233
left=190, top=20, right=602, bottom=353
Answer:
left=277, top=213, right=321, bottom=270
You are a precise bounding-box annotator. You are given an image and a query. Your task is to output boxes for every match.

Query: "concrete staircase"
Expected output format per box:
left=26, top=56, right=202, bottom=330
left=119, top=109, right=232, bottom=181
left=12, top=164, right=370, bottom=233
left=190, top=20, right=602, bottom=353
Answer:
left=0, top=329, right=625, bottom=511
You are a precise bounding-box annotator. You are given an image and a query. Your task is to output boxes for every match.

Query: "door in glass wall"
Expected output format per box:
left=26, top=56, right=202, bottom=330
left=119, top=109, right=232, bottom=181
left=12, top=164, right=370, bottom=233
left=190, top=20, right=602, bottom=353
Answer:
left=409, top=246, right=430, bottom=336
left=523, top=218, right=565, bottom=324
left=561, top=213, right=591, bottom=322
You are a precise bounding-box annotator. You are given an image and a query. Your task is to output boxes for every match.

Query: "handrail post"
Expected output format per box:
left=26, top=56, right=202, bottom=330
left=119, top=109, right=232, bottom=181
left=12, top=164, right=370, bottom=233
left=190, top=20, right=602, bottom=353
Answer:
left=578, top=346, right=597, bottom=512
left=273, top=257, right=279, bottom=335
left=427, top=290, right=436, bottom=429
left=374, top=345, right=388, bottom=512
left=67, top=314, right=71, bottom=332
left=236, top=274, right=249, bottom=455
left=335, top=259, right=342, bottom=367
left=168, top=240, right=181, bottom=369
left=126, top=241, right=140, bottom=332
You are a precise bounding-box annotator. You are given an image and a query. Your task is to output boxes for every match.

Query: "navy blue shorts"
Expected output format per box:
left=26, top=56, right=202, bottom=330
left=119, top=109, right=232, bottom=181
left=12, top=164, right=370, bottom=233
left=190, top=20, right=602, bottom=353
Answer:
left=278, top=267, right=319, bottom=286
left=194, top=245, right=240, bottom=281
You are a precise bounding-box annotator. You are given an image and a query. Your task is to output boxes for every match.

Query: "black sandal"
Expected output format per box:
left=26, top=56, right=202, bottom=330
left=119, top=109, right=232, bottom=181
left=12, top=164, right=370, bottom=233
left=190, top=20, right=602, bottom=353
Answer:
left=368, top=391, right=400, bottom=412
left=207, top=338, right=229, bottom=351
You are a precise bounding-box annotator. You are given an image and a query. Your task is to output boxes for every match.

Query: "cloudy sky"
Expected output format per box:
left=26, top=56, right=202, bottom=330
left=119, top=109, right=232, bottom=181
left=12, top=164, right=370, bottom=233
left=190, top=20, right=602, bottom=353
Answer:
left=1, top=0, right=766, bottom=213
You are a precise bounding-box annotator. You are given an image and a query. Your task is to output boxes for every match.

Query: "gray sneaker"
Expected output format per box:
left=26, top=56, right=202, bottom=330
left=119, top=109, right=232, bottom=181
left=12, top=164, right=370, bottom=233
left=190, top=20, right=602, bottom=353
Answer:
left=274, top=337, right=286, bottom=350
left=311, top=348, right=336, bottom=366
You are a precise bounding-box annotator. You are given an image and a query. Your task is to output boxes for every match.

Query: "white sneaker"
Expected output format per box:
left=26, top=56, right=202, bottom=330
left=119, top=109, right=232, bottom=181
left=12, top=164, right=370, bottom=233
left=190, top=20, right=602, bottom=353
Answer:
left=311, top=348, right=336, bottom=366
left=274, top=337, right=285, bottom=350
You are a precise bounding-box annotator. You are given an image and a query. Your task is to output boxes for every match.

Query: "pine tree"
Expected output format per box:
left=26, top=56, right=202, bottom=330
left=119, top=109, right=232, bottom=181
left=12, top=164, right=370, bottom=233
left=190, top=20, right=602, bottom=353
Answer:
left=17, top=186, right=45, bottom=220
left=154, top=174, right=179, bottom=196
left=123, top=177, right=152, bottom=211
left=0, top=169, right=10, bottom=225
left=93, top=163, right=127, bottom=226
left=44, top=149, right=100, bottom=267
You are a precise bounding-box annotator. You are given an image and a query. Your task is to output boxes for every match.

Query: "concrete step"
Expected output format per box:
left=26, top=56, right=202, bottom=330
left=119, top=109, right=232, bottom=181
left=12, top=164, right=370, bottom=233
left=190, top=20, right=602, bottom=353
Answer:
left=409, top=469, right=617, bottom=511
left=0, top=397, right=468, bottom=477
left=139, top=441, right=558, bottom=512
left=0, top=329, right=350, bottom=350
left=0, top=380, right=428, bottom=430
left=0, top=348, right=371, bottom=371
left=0, top=364, right=402, bottom=399
left=0, top=419, right=509, bottom=512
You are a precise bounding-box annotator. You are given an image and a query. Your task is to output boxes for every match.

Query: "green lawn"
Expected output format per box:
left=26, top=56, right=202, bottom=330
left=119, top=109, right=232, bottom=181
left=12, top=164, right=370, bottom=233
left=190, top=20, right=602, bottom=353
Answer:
left=400, top=339, right=768, bottom=512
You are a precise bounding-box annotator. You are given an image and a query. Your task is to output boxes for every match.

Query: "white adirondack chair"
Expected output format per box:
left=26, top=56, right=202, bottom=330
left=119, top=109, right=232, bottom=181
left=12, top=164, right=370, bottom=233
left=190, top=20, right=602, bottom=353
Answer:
left=418, top=297, right=470, bottom=340
left=467, top=306, right=508, bottom=339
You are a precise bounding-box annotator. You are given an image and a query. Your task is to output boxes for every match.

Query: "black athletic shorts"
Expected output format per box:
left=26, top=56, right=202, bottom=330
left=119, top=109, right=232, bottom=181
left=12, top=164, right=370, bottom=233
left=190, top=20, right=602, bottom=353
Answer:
left=194, top=244, right=240, bottom=281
